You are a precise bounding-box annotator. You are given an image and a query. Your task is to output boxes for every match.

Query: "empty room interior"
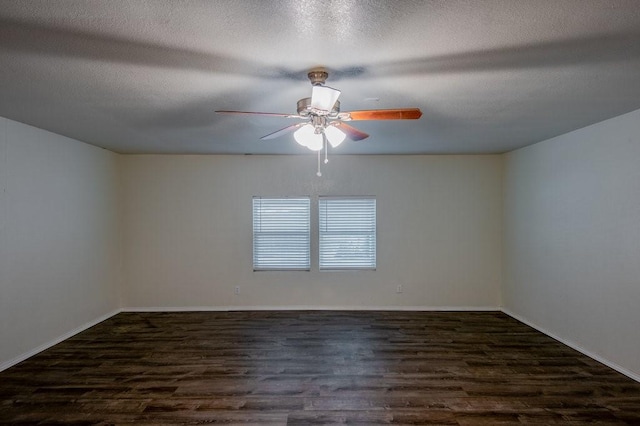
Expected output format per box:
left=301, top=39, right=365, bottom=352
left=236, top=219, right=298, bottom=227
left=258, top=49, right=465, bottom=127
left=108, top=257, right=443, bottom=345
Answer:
left=1, top=1, right=640, bottom=424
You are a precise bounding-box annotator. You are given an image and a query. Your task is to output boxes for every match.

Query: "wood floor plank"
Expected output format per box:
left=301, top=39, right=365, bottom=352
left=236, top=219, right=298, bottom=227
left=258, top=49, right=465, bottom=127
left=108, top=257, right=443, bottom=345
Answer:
left=1, top=311, right=639, bottom=424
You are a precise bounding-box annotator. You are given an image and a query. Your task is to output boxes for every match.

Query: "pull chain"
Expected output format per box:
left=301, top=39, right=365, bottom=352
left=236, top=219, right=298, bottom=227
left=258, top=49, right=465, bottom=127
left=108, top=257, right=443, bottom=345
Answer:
left=324, top=136, right=329, bottom=164
left=317, top=150, right=322, bottom=177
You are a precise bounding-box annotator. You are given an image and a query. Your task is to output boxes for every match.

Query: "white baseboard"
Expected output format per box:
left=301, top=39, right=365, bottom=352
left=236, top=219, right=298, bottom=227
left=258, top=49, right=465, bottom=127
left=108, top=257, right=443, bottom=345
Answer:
left=122, top=305, right=501, bottom=312
left=0, top=309, right=121, bottom=373
left=501, top=308, right=640, bottom=383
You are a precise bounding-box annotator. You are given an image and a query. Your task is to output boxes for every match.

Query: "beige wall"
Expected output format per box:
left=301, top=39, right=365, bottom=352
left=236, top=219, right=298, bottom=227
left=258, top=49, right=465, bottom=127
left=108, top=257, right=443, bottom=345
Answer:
left=0, top=118, right=121, bottom=369
left=121, top=154, right=503, bottom=309
left=503, top=109, right=640, bottom=380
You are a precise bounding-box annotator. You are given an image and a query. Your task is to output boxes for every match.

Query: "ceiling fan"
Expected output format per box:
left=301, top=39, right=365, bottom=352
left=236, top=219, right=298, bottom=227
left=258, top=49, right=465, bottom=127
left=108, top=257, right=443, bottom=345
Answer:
left=215, top=69, right=422, bottom=175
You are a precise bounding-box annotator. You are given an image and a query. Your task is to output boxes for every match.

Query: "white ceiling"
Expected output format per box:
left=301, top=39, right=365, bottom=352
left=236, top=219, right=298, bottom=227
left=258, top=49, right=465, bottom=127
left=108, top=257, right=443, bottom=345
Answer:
left=1, top=0, right=640, bottom=155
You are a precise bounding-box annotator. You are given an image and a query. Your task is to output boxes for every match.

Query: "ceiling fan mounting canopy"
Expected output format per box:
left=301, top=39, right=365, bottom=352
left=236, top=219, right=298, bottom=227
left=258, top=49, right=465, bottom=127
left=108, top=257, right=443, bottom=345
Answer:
left=307, top=70, right=329, bottom=86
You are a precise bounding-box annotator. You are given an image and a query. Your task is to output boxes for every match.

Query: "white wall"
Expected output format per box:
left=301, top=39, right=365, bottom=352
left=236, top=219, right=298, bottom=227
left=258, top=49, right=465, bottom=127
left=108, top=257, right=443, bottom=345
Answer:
left=121, top=154, right=503, bottom=309
left=0, top=118, right=121, bottom=369
left=503, top=109, right=640, bottom=380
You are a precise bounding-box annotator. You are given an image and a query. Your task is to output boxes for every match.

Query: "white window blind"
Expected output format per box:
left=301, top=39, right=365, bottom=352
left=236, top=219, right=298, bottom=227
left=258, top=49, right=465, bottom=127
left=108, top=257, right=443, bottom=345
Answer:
left=253, top=197, right=310, bottom=270
left=319, top=197, right=376, bottom=270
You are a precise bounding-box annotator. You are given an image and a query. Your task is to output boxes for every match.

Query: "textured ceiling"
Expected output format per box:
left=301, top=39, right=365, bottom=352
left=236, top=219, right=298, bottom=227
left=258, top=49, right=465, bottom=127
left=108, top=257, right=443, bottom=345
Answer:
left=1, top=0, right=640, bottom=154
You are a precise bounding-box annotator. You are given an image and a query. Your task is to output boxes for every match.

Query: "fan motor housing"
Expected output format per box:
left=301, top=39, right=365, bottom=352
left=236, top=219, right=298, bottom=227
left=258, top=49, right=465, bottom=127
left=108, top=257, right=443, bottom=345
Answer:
left=297, top=97, right=340, bottom=118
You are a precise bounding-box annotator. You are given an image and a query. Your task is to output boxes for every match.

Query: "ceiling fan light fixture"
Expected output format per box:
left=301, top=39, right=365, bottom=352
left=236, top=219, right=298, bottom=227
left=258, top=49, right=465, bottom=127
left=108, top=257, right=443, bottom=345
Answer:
left=306, top=135, right=323, bottom=151
left=311, top=86, right=341, bottom=113
left=294, top=124, right=323, bottom=151
left=324, top=125, right=346, bottom=148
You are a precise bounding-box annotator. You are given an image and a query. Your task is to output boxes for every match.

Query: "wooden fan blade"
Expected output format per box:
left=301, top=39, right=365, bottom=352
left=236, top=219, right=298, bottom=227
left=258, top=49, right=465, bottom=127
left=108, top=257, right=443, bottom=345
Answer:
left=331, top=122, right=369, bottom=141
left=260, top=123, right=306, bottom=140
left=341, top=108, right=422, bottom=121
left=215, top=110, right=302, bottom=119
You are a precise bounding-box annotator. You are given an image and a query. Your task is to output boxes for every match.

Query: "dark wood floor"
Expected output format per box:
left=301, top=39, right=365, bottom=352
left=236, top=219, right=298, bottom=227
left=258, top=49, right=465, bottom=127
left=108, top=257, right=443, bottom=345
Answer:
left=1, top=311, right=640, bottom=425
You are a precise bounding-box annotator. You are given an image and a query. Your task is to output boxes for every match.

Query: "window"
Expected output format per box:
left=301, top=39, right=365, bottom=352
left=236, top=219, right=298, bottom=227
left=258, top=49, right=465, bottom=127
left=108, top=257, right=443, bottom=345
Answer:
left=319, top=197, right=376, bottom=270
left=252, top=197, right=310, bottom=270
